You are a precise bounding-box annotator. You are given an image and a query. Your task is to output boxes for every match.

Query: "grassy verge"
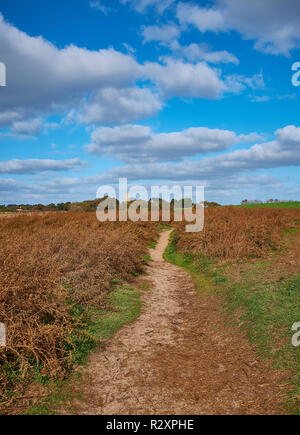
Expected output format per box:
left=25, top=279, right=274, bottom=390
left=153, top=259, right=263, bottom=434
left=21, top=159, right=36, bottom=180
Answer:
left=240, top=202, right=300, bottom=209
left=156, top=223, right=173, bottom=231
left=164, top=231, right=300, bottom=414
left=24, top=284, right=143, bottom=415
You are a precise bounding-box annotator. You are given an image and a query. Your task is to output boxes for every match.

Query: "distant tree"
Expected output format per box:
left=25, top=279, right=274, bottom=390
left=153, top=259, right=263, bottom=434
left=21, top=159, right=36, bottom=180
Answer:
left=204, top=201, right=220, bottom=207
left=56, top=202, right=70, bottom=211
left=46, top=203, right=56, bottom=210
left=69, top=204, right=83, bottom=212
left=32, top=204, right=44, bottom=211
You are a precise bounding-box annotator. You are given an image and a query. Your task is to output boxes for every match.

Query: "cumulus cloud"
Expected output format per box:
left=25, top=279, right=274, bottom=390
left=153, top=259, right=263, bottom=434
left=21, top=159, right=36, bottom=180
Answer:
left=178, top=43, right=239, bottom=65
left=142, top=23, right=180, bottom=43
left=250, top=95, right=272, bottom=103
left=2, top=124, right=299, bottom=203
left=145, top=59, right=226, bottom=99
left=1, top=172, right=296, bottom=206
left=0, top=12, right=248, bottom=129
left=144, top=58, right=260, bottom=99
left=176, top=2, right=225, bottom=33
left=276, top=125, right=300, bottom=145
left=120, top=0, right=174, bottom=14
left=103, top=125, right=300, bottom=180
left=177, top=0, right=300, bottom=55
left=7, top=117, right=59, bottom=136
left=85, top=124, right=264, bottom=163
left=75, top=87, right=162, bottom=125
left=0, top=158, right=87, bottom=175
left=11, top=118, right=43, bottom=135
left=0, top=111, right=23, bottom=126
left=224, top=71, right=266, bottom=94
left=89, top=1, right=111, bottom=15
left=142, top=28, right=239, bottom=65
left=0, top=13, right=141, bottom=117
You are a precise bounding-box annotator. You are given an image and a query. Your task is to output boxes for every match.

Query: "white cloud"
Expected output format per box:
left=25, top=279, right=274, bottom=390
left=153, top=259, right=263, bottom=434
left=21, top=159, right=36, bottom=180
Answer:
left=1, top=172, right=296, bottom=206
left=120, top=0, right=174, bottom=14
left=86, top=124, right=152, bottom=161
left=178, top=43, right=239, bottom=65
left=89, top=1, right=111, bottom=15
left=224, top=71, right=266, bottom=94
left=177, top=0, right=300, bottom=55
left=122, top=43, right=136, bottom=54
left=142, top=23, right=180, bottom=43
left=75, top=87, right=162, bottom=124
left=250, top=94, right=297, bottom=103
left=8, top=117, right=59, bottom=136
left=11, top=118, right=43, bottom=135
left=0, top=158, right=88, bottom=175
left=81, top=125, right=300, bottom=187
left=145, top=58, right=226, bottom=99
left=2, top=123, right=300, bottom=203
left=142, top=28, right=239, bottom=65
left=176, top=2, right=225, bottom=33
left=250, top=95, right=272, bottom=103
left=85, top=124, right=264, bottom=163
left=238, top=133, right=265, bottom=143
left=220, top=0, right=300, bottom=55
left=0, top=12, right=246, bottom=129
left=0, top=13, right=141, bottom=118
left=0, top=111, right=23, bottom=126
left=276, top=125, right=300, bottom=145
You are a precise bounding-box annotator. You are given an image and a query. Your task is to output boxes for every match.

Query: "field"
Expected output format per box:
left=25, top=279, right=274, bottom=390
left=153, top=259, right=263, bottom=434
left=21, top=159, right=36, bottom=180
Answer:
left=0, top=207, right=300, bottom=414
left=240, top=202, right=300, bottom=209
left=170, top=207, right=300, bottom=412
left=0, top=213, right=157, bottom=413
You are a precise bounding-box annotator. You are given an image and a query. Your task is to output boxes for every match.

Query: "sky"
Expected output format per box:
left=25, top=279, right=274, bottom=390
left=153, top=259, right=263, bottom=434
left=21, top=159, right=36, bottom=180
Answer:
left=0, top=0, right=300, bottom=205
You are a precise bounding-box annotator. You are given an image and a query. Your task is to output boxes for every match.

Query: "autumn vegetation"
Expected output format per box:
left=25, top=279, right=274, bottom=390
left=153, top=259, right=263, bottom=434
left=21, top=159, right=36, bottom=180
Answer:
left=0, top=212, right=157, bottom=412
left=173, top=207, right=300, bottom=259
left=1, top=206, right=300, bottom=413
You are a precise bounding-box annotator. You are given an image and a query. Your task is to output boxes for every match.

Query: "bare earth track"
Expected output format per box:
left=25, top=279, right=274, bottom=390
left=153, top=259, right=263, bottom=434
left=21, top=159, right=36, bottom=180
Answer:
left=71, top=230, right=285, bottom=415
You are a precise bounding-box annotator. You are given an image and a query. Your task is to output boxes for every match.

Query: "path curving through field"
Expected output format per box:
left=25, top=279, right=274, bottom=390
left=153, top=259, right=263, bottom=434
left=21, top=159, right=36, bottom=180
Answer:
left=71, top=230, right=284, bottom=415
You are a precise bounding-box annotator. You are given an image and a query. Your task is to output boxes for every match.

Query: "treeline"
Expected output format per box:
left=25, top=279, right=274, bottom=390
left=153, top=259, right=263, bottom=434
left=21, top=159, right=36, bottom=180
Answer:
left=241, top=199, right=297, bottom=205
left=0, top=198, right=221, bottom=213
left=0, top=199, right=106, bottom=213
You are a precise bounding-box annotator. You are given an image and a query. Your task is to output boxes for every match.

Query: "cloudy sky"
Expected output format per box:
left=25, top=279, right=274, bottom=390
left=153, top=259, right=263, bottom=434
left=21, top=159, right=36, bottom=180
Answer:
left=0, top=0, right=300, bottom=205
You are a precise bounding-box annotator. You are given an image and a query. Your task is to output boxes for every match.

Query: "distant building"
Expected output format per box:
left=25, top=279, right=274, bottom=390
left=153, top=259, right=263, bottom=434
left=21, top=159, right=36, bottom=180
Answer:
left=16, top=208, right=24, bottom=213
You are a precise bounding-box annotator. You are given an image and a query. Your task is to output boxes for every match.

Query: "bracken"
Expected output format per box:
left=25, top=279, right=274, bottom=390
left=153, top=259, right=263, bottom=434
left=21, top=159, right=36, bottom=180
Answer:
left=0, top=212, right=157, bottom=411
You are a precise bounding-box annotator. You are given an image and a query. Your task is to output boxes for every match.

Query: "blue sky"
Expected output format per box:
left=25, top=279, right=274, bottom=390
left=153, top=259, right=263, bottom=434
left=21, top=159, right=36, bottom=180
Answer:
left=0, top=0, right=300, bottom=205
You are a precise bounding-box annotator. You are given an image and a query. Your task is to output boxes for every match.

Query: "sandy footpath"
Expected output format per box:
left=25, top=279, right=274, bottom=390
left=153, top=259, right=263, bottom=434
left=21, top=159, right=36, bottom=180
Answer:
left=70, top=230, right=284, bottom=415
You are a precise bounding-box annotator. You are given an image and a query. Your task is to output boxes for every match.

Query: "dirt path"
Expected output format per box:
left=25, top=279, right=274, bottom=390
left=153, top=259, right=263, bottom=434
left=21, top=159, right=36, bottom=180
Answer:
left=70, top=230, right=285, bottom=415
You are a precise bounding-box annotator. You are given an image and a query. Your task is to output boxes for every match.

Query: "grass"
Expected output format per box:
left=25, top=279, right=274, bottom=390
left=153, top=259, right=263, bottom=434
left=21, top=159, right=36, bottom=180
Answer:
left=164, top=232, right=220, bottom=295
left=148, top=240, right=157, bottom=249
left=25, top=283, right=142, bottom=415
left=164, top=231, right=300, bottom=414
left=156, top=223, right=173, bottom=231
left=144, top=254, right=153, bottom=262
left=240, top=202, right=300, bottom=209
